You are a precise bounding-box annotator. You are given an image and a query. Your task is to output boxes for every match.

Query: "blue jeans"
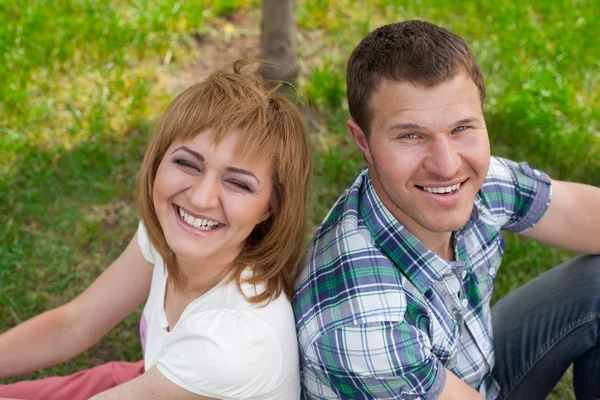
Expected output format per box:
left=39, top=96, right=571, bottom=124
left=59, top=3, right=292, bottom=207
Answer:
left=491, top=255, right=600, bottom=400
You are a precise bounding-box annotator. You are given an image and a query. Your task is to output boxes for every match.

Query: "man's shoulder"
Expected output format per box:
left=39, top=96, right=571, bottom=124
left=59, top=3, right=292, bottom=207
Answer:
left=476, top=156, right=551, bottom=228
left=302, top=168, right=370, bottom=263
left=476, top=156, right=527, bottom=213
left=481, top=156, right=518, bottom=189
left=293, top=171, right=410, bottom=349
left=481, top=155, right=549, bottom=189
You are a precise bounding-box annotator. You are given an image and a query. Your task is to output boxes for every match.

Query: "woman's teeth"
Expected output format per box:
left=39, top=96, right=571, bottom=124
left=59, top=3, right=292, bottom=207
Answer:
left=178, top=207, right=220, bottom=231
left=422, top=183, right=461, bottom=194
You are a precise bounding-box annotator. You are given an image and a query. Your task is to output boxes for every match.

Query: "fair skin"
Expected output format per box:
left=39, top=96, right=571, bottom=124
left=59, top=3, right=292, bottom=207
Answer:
left=0, top=233, right=152, bottom=380
left=153, top=130, right=272, bottom=295
left=348, top=74, right=600, bottom=399
left=0, top=129, right=274, bottom=399
left=151, top=130, right=272, bottom=327
left=348, top=74, right=491, bottom=260
left=521, top=179, right=600, bottom=254
left=93, top=129, right=273, bottom=400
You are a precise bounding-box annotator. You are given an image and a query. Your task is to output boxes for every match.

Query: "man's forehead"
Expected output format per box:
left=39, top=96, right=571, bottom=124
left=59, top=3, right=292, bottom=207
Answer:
left=370, top=75, right=481, bottom=115
left=366, top=77, right=483, bottom=135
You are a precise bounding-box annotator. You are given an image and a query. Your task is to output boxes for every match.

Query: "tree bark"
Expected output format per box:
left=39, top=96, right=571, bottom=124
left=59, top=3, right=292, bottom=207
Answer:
left=257, top=0, right=298, bottom=82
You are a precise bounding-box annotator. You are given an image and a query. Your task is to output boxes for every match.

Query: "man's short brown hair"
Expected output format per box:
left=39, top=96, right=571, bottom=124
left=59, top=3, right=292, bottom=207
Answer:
left=346, top=20, right=485, bottom=136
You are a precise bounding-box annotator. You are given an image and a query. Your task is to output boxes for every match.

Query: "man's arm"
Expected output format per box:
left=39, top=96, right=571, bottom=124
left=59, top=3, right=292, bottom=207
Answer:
left=438, top=369, right=484, bottom=400
left=306, top=322, right=484, bottom=399
left=522, top=179, right=600, bottom=254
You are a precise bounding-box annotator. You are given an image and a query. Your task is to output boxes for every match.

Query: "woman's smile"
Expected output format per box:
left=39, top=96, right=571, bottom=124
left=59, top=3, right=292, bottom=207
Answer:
left=152, top=128, right=273, bottom=269
left=173, top=204, right=224, bottom=233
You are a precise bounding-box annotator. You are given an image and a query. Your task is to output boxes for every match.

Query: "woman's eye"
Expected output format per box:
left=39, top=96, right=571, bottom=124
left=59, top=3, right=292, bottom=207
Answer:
left=173, top=159, right=199, bottom=170
left=227, top=180, right=253, bottom=192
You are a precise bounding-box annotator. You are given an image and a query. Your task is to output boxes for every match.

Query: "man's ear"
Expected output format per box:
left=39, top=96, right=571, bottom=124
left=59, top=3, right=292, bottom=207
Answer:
left=347, top=119, right=373, bottom=164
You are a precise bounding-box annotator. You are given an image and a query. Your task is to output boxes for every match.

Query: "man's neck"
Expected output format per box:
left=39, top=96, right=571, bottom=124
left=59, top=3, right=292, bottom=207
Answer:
left=389, top=209, right=456, bottom=261
left=420, top=232, right=455, bottom=261
left=392, top=215, right=455, bottom=260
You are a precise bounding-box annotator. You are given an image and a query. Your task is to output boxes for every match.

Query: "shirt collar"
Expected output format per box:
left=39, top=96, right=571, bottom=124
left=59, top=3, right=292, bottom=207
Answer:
left=359, top=170, right=464, bottom=292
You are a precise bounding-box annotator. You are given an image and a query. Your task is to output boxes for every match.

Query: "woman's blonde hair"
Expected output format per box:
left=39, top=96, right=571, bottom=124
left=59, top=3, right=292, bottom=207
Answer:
left=137, top=61, right=311, bottom=303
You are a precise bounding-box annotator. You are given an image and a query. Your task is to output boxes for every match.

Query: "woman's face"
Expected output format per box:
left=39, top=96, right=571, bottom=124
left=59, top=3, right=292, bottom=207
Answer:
left=153, top=128, right=273, bottom=269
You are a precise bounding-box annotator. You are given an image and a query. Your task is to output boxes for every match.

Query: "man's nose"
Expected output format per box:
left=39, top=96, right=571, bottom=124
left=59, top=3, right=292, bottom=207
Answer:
left=423, top=136, right=461, bottom=179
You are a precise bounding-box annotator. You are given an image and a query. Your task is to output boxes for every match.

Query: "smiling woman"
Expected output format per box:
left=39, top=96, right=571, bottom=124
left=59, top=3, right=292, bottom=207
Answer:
left=0, top=61, right=311, bottom=400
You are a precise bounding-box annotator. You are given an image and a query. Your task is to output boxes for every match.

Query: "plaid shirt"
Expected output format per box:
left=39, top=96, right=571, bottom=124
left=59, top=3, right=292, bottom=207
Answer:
left=294, top=156, right=552, bottom=399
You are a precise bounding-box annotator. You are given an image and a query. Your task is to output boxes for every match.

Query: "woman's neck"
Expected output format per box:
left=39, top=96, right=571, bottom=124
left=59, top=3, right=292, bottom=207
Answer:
left=174, top=254, right=236, bottom=295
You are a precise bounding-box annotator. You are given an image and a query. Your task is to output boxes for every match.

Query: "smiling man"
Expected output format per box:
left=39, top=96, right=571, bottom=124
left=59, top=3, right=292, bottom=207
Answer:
left=294, top=20, right=600, bottom=400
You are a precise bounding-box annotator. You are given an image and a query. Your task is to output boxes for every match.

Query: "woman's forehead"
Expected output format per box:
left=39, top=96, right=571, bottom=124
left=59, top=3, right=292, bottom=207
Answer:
left=169, top=128, right=275, bottom=168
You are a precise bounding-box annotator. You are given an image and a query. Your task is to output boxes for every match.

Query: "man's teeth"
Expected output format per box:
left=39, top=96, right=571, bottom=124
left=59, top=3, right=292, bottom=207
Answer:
left=422, top=183, right=461, bottom=194
left=178, top=207, right=220, bottom=230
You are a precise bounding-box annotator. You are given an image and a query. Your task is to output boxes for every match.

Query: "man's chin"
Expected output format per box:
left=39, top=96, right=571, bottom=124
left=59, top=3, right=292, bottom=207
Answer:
left=419, top=214, right=472, bottom=234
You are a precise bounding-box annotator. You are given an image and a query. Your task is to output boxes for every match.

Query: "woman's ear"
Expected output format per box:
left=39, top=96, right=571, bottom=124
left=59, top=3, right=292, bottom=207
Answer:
left=258, top=208, right=271, bottom=224
left=258, top=199, right=273, bottom=225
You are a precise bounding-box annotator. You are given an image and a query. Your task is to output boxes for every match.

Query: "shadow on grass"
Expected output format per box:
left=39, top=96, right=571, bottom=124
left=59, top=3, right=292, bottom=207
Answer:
left=0, top=123, right=153, bottom=381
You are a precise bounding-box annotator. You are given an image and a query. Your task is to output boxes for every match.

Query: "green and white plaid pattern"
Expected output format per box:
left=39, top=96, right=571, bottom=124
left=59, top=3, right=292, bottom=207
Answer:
left=294, top=157, right=552, bottom=399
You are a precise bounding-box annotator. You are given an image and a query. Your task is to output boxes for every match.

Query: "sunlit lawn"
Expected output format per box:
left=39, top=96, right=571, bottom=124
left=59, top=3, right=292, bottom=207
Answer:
left=1, top=1, right=598, bottom=398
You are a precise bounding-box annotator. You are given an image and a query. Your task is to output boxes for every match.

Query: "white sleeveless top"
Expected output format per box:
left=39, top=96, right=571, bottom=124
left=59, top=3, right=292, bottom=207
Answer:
left=137, top=222, right=300, bottom=399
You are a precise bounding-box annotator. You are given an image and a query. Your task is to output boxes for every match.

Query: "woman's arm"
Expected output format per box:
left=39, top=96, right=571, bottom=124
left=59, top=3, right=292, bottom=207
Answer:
left=0, top=232, right=152, bottom=379
left=90, top=367, right=217, bottom=400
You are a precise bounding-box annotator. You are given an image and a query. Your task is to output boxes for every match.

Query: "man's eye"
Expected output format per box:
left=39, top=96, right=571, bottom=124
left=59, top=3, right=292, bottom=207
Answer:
left=401, top=133, right=419, bottom=139
left=453, top=126, right=469, bottom=132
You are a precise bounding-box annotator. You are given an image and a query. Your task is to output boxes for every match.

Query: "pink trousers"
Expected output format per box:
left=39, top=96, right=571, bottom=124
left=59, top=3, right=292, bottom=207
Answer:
left=0, top=361, right=144, bottom=400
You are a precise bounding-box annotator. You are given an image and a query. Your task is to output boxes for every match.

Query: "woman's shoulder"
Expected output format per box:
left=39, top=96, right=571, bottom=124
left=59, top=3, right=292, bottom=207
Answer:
left=196, top=273, right=297, bottom=337
left=136, top=220, right=160, bottom=264
left=187, top=279, right=297, bottom=345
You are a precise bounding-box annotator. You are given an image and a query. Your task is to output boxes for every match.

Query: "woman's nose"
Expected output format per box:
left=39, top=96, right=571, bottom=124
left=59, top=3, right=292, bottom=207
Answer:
left=187, top=175, right=221, bottom=210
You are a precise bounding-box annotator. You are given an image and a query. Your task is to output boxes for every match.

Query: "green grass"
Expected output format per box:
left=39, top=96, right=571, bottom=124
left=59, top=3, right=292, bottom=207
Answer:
left=1, top=1, right=598, bottom=398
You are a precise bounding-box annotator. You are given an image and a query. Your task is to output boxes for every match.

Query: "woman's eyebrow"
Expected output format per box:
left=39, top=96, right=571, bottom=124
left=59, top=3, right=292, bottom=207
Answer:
left=226, top=167, right=260, bottom=184
left=172, top=146, right=204, bottom=162
left=172, top=146, right=260, bottom=184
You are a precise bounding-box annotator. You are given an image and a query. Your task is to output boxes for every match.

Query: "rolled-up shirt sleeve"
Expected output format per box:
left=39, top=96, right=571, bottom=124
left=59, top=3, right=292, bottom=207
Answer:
left=479, top=157, right=552, bottom=233
left=308, top=321, right=446, bottom=400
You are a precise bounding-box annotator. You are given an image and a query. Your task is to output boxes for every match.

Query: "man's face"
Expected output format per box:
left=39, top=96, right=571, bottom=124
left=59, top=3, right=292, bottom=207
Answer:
left=348, top=74, right=490, bottom=241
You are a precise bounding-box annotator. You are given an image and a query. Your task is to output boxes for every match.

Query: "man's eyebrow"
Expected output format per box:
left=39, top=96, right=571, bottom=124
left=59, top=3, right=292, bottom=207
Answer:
left=389, top=117, right=484, bottom=131
left=453, top=117, right=483, bottom=126
left=172, top=146, right=204, bottom=162
left=389, top=122, right=426, bottom=131
left=226, top=167, right=260, bottom=184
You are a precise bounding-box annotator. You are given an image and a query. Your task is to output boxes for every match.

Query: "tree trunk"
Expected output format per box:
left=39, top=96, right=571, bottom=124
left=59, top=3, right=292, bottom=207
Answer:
left=257, top=0, right=298, bottom=82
